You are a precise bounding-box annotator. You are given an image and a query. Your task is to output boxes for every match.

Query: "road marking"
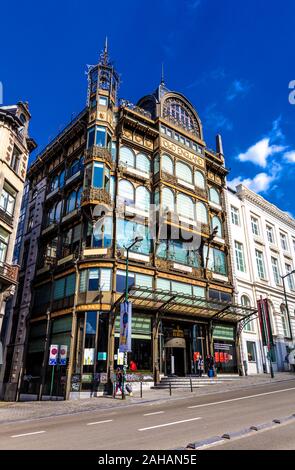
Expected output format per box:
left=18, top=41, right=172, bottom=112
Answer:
left=139, top=417, right=201, bottom=431
left=87, top=419, right=113, bottom=426
left=188, top=387, right=295, bottom=409
left=143, top=411, right=164, bottom=416
left=11, top=431, right=46, bottom=438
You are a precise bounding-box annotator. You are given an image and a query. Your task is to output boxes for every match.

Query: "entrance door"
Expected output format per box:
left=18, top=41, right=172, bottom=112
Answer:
left=165, top=347, right=185, bottom=376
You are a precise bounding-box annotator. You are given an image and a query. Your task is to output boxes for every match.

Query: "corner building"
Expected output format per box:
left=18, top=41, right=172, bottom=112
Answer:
left=4, top=46, right=256, bottom=400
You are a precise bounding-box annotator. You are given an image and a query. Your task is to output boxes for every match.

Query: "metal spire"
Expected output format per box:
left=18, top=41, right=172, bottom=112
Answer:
left=161, top=63, right=165, bottom=85
left=100, top=36, right=109, bottom=65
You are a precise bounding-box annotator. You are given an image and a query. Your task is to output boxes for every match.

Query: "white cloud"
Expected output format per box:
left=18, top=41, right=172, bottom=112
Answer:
left=228, top=163, right=281, bottom=194
left=283, top=150, right=295, bottom=163
left=226, top=79, right=251, bottom=101
left=237, top=138, right=285, bottom=168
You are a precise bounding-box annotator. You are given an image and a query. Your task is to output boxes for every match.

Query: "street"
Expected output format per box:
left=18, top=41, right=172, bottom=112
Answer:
left=0, top=379, right=294, bottom=450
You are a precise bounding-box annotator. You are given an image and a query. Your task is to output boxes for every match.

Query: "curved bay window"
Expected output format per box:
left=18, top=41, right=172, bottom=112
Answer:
left=87, top=216, right=113, bottom=248
left=156, top=239, right=199, bottom=267
left=116, top=219, right=151, bottom=255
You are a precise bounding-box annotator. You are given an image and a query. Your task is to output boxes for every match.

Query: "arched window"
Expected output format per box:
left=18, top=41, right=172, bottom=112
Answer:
left=162, top=187, right=175, bottom=212
left=195, top=170, right=205, bottom=189
left=162, top=154, right=173, bottom=174
left=209, top=187, right=221, bottom=205
left=50, top=175, right=59, bottom=192
left=177, top=193, right=194, bottom=220
left=69, top=159, right=80, bottom=177
left=176, top=161, right=193, bottom=183
left=241, top=295, right=255, bottom=332
left=66, top=191, right=76, bottom=213
left=136, top=153, right=150, bottom=173
left=136, top=186, right=150, bottom=211
left=280, top=304, right=290, bottom=337
left=196, top=202, right=208, bottom=224
left=76, top=187, right=83, bottom=208
left=211, top=215, right=222, bottom=237
left=118, top=179, right=134, bottom=204
left=59, top=170, right=65, bottom=188
left=55, top=200, right=62, bottom=222
left=119, top=146, right=135, bottom=167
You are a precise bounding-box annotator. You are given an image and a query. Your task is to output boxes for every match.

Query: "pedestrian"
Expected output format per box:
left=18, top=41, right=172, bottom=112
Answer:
left=207, top=354, right=215, bottom=381
left=113, top=367, right=124, bottom=398
left=197, top=355, right=204, bottom=377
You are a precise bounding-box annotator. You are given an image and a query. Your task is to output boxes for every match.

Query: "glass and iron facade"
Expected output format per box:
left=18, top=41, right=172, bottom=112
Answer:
left=3, top=46, right=257, bottom=400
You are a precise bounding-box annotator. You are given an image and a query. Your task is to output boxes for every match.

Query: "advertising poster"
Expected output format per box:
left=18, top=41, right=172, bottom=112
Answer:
left=83, top=348, right=95, bottom=365
left=119, top=301, right=132, bottom=353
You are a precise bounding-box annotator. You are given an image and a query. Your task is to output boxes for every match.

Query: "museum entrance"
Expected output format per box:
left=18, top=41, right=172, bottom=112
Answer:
left=161, top=319, right=208, bottom=376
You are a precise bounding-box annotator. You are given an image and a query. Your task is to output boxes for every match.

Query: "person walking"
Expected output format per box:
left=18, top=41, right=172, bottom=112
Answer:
left=207, top=354, right=215, bottom=382
left=113, top=367, right=124, bottom=398
left=197, top=356, right=204, bottom=377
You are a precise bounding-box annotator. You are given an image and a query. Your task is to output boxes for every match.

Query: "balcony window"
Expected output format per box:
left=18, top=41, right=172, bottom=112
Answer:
left=196, top=202, right=208, bottom=224
left=119, top=146, right=135, bottom=167
left=195, top=170, right=205, bottom=189
left=92, top=162, right=104, bottom=188
left=95, top=126, right=106, bottom=147
left=209, top=187, right=221, bottom=205
left=66, top=188, right=81, bottom=214
left=176, top=161, right=193, bottom=184
left=87, top=127, right=95, bottom=148
left=92, top=216, right=113, bottom=248
left=99, top=96, right=108, bottom=106
left=118, top=179, right=135, bottom=205
left=0, top=227, right=9, bottom=263
left=0, top=182, right=17, bottom=216
left=162, top=154, right=173, bottom=174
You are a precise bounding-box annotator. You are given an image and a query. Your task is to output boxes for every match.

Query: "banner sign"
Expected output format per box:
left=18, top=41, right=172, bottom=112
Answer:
left=49, top=345, right=59, bottom=366
left=119, top=301, right=132, bottom=353
left=257, top=298, right=274, bottom=350
left=59, top=345, right=68, bottom=365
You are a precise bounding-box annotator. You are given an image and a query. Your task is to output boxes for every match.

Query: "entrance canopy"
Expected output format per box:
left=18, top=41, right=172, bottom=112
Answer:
left=116, top=286, right=257, bottom=323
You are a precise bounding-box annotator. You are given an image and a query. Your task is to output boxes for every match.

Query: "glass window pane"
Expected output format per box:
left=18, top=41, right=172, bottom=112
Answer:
left=162, top=154, right=173, bottom=174
left=96, top=126, right=106, bottom=147
left=119, top=147, right=134, bottom=167
left=195, top=171, right=205, bottom=188
left=136, top=153, right=150, bottom=173
left=93, top=162, right=104, bottom=188
left=118, top=180, right=134, bottom=204
left=176, top=161, right=192, bottom=183
left=87, top=127, right=95, bottom=148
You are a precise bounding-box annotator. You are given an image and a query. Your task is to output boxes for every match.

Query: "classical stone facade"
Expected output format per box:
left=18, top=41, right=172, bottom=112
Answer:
left=226, top=184, right=295, bottom=374
left=0, top=103, right=36, bottom=396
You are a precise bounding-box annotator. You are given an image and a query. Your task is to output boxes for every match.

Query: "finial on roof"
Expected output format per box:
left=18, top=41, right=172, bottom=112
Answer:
left=100, top=36, right=110, bottom=66
left=161, top=63, right=165, bottom=85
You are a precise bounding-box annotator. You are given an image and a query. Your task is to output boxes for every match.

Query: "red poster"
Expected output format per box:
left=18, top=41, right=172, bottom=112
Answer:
left=224, top=353, right=229, bottom=363
left=219, top=352, right=224, bottom=363
left=214, top=352, right=220, bottom=362
left=193, top=352, right=200, bottom=362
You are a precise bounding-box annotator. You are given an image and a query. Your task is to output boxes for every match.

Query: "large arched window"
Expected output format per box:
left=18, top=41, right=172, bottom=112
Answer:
left=209, top=187, right=221, bottom=205
left=66, top=191, right=77, bottom=213
left=136, top=153, right=150, bottom=173
left=195, top=170, right=205, bottom=189
left=162, top=154, right=173, bottom=174
left=176, top=161, right=193, bottom=184
left=119, top=146, right=135, bottom=167
left=118, top=179, right=134, bottom=204
left=196, top=202, right=208, bottom=224
left=177, top=193, right=194, bottom=220
left=136, top=186, right=150, bottom=211
left=280, top=304, right=290, bottom=337
left=211, top=215, right=222, bottom=238
left=162, top=187, right=175, bottom=212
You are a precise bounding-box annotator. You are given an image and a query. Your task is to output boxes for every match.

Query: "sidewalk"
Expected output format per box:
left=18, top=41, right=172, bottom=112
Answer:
left=0, top=372, right=294, bottom=424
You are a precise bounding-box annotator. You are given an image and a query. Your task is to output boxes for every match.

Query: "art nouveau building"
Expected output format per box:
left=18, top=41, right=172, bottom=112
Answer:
left=0, top=103, right=36, bottom=394
left=2, top=46, right=256, bottom=400
left=226, top=185, right=295, bottom=374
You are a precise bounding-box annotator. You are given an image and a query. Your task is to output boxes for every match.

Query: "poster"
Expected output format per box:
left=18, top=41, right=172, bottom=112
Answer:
left=83, top=348, right=95, bottom=365
left=119, top=301, right=132, bottom=353
left=49, top=345, right=59, bottom=366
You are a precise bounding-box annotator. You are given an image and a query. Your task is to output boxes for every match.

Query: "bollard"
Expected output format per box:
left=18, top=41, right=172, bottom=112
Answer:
left=169, top=381, right=172, bottom=396
left=140, top=381, right=143, bottom=398
left=190, top=377, right=193, bottom=392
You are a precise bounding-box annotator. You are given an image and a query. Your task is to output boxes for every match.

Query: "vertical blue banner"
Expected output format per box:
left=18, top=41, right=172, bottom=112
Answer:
left=119, top=301, right=132, bottom=353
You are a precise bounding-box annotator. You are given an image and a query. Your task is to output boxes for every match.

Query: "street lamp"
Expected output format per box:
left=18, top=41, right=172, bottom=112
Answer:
left=121, top=236, right=143, bottom=399
left=281, top=269, right=295, bottom=342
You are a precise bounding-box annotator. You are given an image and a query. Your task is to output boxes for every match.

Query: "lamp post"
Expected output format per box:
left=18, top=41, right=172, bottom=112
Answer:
left=121, top=236, right=143, bottom=399
left=280, top=269, right=295, bottom=342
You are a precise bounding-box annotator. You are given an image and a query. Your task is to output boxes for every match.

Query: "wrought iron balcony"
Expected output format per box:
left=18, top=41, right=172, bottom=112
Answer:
left=81, top=187, right=112, bottom=207
left=119, top=99, right=152, bottom=119
left=0, top=262, right=19, bottom=288
left=85, top=146, right=113, bottom=166
left=0, top=208, right=14, bottom=227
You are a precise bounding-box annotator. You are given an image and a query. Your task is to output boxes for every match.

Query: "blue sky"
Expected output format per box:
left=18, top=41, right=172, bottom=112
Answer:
left=1, top=0, right=295, bottom=215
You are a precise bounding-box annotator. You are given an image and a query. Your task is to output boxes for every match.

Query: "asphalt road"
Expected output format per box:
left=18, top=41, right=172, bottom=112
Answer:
left=0, top=379, right=294, bottom=450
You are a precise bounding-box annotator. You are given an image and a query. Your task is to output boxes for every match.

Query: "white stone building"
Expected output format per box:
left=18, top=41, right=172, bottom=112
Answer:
left=226, top=184, right=295, bottom=374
